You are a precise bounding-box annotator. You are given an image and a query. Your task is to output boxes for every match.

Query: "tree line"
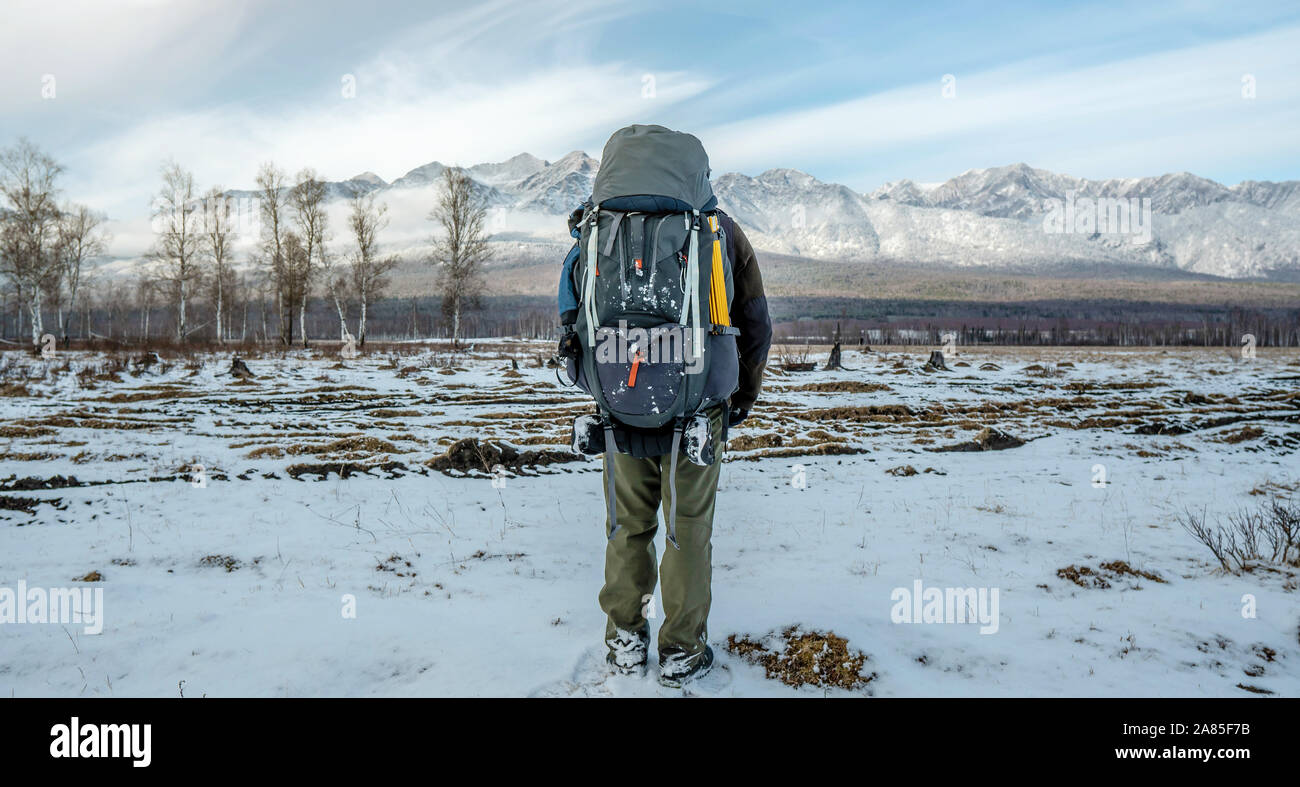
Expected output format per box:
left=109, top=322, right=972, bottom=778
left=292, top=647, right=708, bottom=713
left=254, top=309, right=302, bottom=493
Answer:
left=0, top=140, right=109, bottom=348
left=775, top=310, right=1300, bottom=348
left=0, top=138, right=490, bottom=350
left=5, top=136, right=1298, bottom=350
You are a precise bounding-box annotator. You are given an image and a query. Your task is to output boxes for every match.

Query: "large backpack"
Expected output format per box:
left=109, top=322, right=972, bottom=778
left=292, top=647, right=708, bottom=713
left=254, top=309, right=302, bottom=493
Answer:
left=567, top=125, right=740, bottom=546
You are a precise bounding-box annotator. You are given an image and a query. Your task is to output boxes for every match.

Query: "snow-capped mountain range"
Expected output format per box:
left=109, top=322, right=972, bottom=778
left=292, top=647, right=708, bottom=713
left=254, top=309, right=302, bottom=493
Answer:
left=243, top=156, right=1300, bottom=279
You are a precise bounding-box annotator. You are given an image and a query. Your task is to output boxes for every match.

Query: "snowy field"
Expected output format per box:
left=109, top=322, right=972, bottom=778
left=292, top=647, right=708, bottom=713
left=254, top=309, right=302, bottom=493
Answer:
left=1, top=342, right=1298, bottom=697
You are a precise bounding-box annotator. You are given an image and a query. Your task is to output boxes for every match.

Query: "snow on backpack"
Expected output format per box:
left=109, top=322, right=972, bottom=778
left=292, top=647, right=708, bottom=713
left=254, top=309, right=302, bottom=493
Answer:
left=563, top=124, right=740, bottom=546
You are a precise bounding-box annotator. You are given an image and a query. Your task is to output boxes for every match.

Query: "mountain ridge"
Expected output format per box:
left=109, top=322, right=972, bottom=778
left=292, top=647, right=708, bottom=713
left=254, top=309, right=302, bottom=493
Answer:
left=226, top=155, right=1300, bottom=280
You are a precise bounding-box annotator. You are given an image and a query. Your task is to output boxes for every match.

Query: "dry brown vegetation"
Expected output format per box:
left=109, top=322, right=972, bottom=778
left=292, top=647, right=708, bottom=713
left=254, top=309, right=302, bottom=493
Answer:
left=1057, top=560, right=1166, bottom=589
left=425, top=437, right=582, bottom=476
left=1, top=345, right=1296, bottom=488
left=726, top=627, right=875, bottom=691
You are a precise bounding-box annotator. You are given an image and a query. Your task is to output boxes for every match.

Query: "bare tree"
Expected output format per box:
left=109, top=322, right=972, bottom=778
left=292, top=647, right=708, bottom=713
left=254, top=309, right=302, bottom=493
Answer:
left=0, top=139, right=64, bottom=348
left=247, top=249, right=271, bottom=343
left=234, top=270, right=251, bottom=342
left=255, top=162, right=292, bottom=345
left=0, top=223, right=28, bottom=341
left=348, top=192, right=398, bottom=347
left=428, top=166, right=489, bottom=346
left=134, top=268, right=158, bottom=340
left=289, top=168, right=327, bottom=347
left=1, top=275, right=16, bottom=339
left=317, top=243, right=351, bottom=344
left=147, top=161, right=203, bottom=342
left=281, top=230, right=308, bottom=339
left=85, top=278, right=119, bottom=341
left=52, top=203, right=109, bottom=347
left=200, top=187, right=236, bottom=344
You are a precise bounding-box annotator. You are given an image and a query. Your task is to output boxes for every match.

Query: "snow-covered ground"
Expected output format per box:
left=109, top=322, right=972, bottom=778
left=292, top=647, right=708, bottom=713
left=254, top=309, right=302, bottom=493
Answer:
left=1, top=343, right=1297, bottom=697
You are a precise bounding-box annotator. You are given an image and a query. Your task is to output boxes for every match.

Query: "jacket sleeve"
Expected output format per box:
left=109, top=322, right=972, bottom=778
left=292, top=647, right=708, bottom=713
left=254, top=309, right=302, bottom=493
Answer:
left=558, top=242, right=579, bottom=326
left=558, top=206, right=588, bottom=327
left=723, top=217, right=772, bottom=411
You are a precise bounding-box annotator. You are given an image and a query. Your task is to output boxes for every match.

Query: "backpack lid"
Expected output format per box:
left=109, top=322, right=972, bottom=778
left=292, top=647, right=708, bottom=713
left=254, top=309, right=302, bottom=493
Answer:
left=591, top=125, right=714, bottom=212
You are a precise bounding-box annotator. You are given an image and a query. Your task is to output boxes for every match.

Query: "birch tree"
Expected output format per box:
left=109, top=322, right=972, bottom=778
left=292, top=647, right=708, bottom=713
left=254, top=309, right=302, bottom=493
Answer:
left=289, top=168, right=327, bottom=347
left=148, top=161, right=202, bottom=342
left=200, top=187, right=236, bottom=343
left=281, top=230, right=309, bottom=338
left=255, top=162, right=292, bottom=345
left=53, top=203, right=109, bottom=347
left=348, top=192, right=398, bottom=347
left=134, top=268, right=157, bottom=340
left=428, top=166, right=489, bottom=347
left=317, top=243, right=350, bottom=344
left=0, top=139, right=63, bottom=347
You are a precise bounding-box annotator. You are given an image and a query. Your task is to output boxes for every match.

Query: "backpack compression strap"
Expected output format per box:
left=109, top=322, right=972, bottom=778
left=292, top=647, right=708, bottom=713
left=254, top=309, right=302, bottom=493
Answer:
left=665, top=424, right=683, bottom=550
left=678, top=210, right=702, bottom=362
left=583, top=204, right=601, bottom=348
left=605, top=422, right=619, bottom=541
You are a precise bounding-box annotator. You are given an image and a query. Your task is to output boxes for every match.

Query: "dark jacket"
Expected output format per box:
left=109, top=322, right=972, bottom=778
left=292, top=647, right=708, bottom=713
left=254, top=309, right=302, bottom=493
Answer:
left=558, top=208, right=771, bottom=413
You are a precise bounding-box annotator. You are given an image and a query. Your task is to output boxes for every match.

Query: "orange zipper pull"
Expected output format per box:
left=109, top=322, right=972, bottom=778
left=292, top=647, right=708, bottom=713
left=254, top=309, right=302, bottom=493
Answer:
left=628, top=351, right=643, bottom=387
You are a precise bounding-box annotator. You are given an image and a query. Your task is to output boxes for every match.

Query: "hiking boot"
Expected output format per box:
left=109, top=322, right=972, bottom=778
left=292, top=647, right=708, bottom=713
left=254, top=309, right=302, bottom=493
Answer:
left=605, top=627, right=650, bottom=676
left=658, top=645, right=714, bottom=688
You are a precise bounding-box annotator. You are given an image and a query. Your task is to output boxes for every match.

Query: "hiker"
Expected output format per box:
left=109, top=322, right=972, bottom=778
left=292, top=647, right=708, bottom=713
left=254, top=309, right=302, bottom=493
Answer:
left=556, top=125, right=772, bottom=687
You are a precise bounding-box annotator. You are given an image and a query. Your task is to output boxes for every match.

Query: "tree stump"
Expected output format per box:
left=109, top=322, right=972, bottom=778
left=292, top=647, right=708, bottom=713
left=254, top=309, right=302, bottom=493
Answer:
left=824, top=341, right=843, bottom=370
left=924, top=351, right=950, bottom=371
left=230, top=358, right=255, bottom=379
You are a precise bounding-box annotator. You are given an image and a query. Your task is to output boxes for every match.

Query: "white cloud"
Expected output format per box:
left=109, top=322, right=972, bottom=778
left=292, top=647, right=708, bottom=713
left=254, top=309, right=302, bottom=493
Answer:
left=11, top=0, right=1300, bottom=268
left=700, top=24, right=1300, bottom=187
left=0, top=0, right=256, bottom=110
left=59, top=0, right=709, bottom=255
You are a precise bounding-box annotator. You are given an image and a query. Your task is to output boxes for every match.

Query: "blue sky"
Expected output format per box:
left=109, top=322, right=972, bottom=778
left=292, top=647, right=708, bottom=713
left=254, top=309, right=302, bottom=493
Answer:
left=2, top=0, right=1299, bottom=220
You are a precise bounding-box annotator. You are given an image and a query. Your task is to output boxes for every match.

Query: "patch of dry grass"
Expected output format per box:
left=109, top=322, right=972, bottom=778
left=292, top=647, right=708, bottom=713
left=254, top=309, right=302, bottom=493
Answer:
left=726, top=627, right=875, bottom=691
left=783, top=381, right=892, bottom=394
left=287, top=436, right=405, bottom=456
left=1057, top=560, right=1165, bottom=588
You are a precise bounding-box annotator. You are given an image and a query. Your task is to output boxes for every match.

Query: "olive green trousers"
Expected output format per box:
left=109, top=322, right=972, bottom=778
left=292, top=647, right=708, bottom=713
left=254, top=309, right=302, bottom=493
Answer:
left=598, top=412, right=723, bottom=657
